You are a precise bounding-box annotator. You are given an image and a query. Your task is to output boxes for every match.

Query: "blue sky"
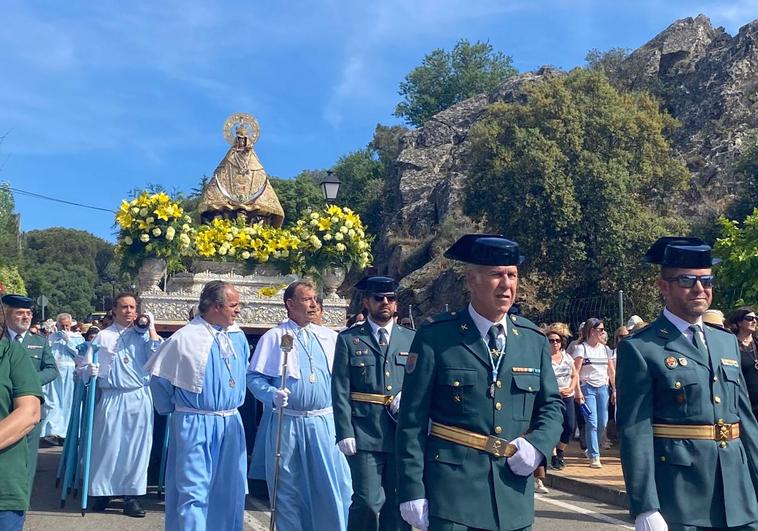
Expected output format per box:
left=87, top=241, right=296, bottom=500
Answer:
left=2, top=0, right=756, bottom=242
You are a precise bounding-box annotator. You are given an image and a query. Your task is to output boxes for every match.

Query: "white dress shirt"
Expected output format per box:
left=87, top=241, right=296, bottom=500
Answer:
left=663, top=307, right=707, bottom=347
left=367, top=316, right=394, bottom=345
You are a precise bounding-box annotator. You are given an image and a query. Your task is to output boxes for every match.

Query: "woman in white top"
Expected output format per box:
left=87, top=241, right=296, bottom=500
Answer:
left=573, top=318, right=615, bottom=468
left=547, top=323, right=578, bottom=471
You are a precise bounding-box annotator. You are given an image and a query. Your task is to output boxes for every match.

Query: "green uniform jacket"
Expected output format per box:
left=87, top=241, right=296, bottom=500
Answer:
left=0, top=337, right=44, bottom=511
left=21, top=333, right=59, bottom=387
left=396, top=309, right=564, bottom=530
left=617, top=314, right=758, bottom=528
left=332, top=322, right=415, bottom=452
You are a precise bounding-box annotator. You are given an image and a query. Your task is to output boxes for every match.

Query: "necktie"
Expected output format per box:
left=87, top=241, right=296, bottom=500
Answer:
left=689, top=325, right=708, bottom=356
left=378, top=328, right=388, bottom=347
left=14, top=334, right=22, bottom=343
left=487, top=325, right=504, bottom=354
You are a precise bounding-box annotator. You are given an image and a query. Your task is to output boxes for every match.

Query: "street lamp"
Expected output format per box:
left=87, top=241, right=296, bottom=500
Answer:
left=319, top=170, right=340, bottom=203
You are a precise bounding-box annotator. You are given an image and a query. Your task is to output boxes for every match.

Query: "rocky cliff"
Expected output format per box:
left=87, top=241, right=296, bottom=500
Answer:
left=377, top=15, right=757, bottom=319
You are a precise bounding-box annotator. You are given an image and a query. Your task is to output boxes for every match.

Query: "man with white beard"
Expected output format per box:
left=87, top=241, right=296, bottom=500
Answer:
left=39, top=312, right=83, bottom=444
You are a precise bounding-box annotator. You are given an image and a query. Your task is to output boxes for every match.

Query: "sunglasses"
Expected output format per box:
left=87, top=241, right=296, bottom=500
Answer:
left=743, top=316, right=757, bottom=323
left=662, top=274, right=715, bottom=289
left=548, top=338, right=562, bottom=344
left=372, top=294, right=397, bottom=303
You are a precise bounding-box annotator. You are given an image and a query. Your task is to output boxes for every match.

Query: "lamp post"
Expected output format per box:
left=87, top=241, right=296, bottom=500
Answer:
left=319, top=170, right=340, bottom=203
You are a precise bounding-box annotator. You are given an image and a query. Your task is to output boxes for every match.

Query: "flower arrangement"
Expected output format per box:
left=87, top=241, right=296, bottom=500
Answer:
left=288, top=205, right=372, bottom=274
left=194, top=216, right=300, bottom=266
left=115, top=192, right=194, bottom=273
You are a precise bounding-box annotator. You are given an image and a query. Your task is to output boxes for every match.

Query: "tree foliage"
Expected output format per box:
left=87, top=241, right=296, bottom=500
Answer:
left=20, top=228, right=131, bottom=320
left=395, top=39, right=517, bottom=127
left=728, top=136, right=758, bottom=223
left=465, top=69, right=690, bottom=316
left=714, top=207, right=758, bottom=309
left=0, top=183, right=21, bottom=267
left=270, top=171, right=324, bottom=228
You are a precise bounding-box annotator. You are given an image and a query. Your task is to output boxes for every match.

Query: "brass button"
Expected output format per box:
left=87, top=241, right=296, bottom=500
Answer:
left=356, top=351, right=362, bottom=356
left=713, top=376, right=719, bottom=382
left=660, top=456, right=666, bottom=462
left=528, top=386, right=533, bottom=392
left=496, top=381, right=502, bottom=388
left=714, top=396, right=721, bottom=404
left=495, top=402, right=502, bottom=410
left=674, top=381, right=682, bottom=389
left=720, top=441, right=727, bottom=448
left=718, top=418, right=725, bottom=426
left=435, top=454, right=440, bottom=460
left=495, top=426, right=502, bottom=434
left=386, top=385, right=393, bottom=391
left=385, top=371, right=390, bottom=377
left=453, top=381, right=460, bottom=387
left=359, top=362, right=365, bottom=367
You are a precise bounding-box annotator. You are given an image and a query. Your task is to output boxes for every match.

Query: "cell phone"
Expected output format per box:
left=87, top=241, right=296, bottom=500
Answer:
left=580, top=402, right=592, bottom=417
left=134, top=314, right=151, bottom=335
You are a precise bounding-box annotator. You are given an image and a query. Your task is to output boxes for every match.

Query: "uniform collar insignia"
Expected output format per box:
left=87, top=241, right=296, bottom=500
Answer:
left=658, top=328, right=670, bottom=338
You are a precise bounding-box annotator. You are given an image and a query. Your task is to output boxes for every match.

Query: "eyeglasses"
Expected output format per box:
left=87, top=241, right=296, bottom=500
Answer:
left=594, top=326, right=605, bottom=332
left=372, top=294, right=397, bottom=303
left=548, top=338, right=562, bottom=344
left=743, top=315, right=757, bottom=323
left=662, top=274, right=715, bottom=288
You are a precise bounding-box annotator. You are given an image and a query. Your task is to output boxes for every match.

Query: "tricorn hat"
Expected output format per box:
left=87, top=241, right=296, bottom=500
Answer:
left=355, top=276, right=397, bottom=295
left=1, top=294, right=33, bottom=309
left=642, top=237, right=721, bottom=268
left=444, top=234, right=525, bottom=266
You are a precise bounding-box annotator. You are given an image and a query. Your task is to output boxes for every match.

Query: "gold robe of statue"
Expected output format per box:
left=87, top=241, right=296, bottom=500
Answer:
left=198, top=128, right=285, bottom=227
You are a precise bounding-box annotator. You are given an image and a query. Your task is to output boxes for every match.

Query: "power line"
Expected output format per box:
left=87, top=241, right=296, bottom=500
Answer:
left=9, top=186, right=116, bottom=214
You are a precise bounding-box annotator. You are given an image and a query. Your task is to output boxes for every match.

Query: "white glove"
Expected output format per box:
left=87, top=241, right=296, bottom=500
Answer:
left=635, top=510, right=668, bottom=531
left=144, top=311, right=156, bottom=331
left=507, top=437, right=544, bottom=476
left=338, top=438, right=357, bottom=456
left=84, top=363, right=100, bottom=380
left=399, top=499, right=429, bottom=530
left=273, top=389, right=290, bottom=408
left=390, top=392, right=401, bottom=414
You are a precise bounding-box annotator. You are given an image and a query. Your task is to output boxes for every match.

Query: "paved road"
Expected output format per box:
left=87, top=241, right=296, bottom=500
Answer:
left=26, top=446, right=632, bottom=530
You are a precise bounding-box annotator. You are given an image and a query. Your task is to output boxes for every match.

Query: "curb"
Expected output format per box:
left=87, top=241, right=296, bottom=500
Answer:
left=544, top=474, right=629, bottom=509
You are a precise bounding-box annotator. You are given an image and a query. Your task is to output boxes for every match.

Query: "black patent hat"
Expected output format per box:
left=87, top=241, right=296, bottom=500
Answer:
left=355, top=276, right=397, bottom=295
left=1, top=295, right=33, bottom=309
left=642, top=236, right=721, bottom=267
left=444, top=234, right=525, bottom=266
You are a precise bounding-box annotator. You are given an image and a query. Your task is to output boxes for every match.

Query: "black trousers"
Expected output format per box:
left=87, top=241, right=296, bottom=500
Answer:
left=346, top=449, right=410, bottom=531
left=429, top=516, right=532, bottom=530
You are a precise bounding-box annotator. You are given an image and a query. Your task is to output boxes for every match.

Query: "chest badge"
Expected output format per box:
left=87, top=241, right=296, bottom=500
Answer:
left=678, top=357, right=688, bottom=367
left=353, top=338, right=360, bottom=345
left=664, top=356, right=678, bottom=369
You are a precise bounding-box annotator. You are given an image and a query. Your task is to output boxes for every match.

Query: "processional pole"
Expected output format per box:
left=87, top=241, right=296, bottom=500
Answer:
left=269, top=332, right=293, bottom=531
left=80, top=345, right=99, bottom=515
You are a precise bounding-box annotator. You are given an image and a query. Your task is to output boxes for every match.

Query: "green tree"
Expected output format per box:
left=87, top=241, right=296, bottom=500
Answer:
left=395, top=39, right=517, bottom=127
left=270, top=171, right=323, bottom=227
left=0, top=183, right=21, bottom=267
left=20, top=228, right=130, bottom=320
left=332, top=149, right=384, bottom=235
left=714, top=207, right=758, bottom=309
left=465, top=69, right=689, bottom=315
left=728, top=136, right=758, bottom=223
left=0, top=266, right=26, bottom=295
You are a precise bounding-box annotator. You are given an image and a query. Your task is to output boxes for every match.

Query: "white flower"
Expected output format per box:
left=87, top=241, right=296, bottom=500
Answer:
left=140, top=234, right=150, bottom=243
left=131, top=207, right=140, bottom=215
left=310, top=219, right=318, bottom=227
left=280, top=250, right=289, bottom=258
left=219, top=244, right=229, bottom=256
left=182, top=224, right=190, bottom=231
left=340, top=226, right=349, bottom=234
left=323, top=233, right=333, bottom=241
left=145, top=243, right=154, bottom=252
left=241, top=251, right=251, bottom=260
left=152, top=227, right=162, bottom=237
left=146, top=216, right=155, bottom=224
left=348, top=229, right=355, bottom=237
left=124, top=236, right=133, bottom=245
left=139, top=208, right=148, bottom=217
left=345, top=220, right=354, bottom=228
left=334, top=232, right=344, bottom=241
left=335, top=243, right=346, bottom=252
left=331, top=216, right=339, bottom=223
left=166, top=227, right=176, bottom=241
left=180, top=233, right=191, bottom=246
left=310, top=212, right=319, bottom=220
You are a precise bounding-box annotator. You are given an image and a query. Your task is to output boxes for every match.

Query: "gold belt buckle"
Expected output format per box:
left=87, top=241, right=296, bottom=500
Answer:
left=717, top=422, right=731, bottom=441
left=484, top=436, right=515, bottom=458
left=383, top=395, right=393, bottom=406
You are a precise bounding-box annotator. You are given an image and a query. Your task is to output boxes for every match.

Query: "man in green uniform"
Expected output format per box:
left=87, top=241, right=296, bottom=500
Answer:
left=617, top=237, right=758, bottom=531
left=0, top=327, right=44, bottom=531
left=2, top=294, right=59, bottom=493
left=332, top=276, right=415, bottom=531
left=397, top=234, right=564, bottom=531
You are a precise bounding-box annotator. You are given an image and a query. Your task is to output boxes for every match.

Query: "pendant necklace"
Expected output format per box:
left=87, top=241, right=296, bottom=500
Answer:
left=205, top=323, right=238, bottom=388
left=292, top=325, right=317, bottom=383
left=114, top=323, right=132, bottom=365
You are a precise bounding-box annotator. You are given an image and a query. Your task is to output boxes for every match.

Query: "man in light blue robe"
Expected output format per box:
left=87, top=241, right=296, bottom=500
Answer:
left=87, top=293, right=162, bottom=518
left=248, top=280, right=352, bottom=531
left=146, top=280, right=249, bottom=531
left=39, top=313, right=83, bottom=442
